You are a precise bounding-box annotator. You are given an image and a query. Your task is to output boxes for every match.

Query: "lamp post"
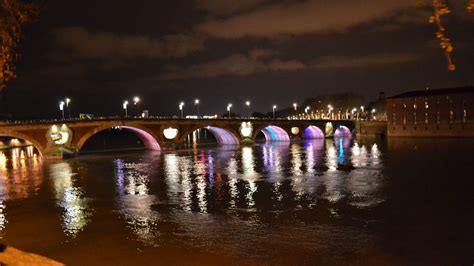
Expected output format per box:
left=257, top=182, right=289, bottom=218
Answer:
left=59, top=101, right=65, bottom=120
left=293, top=103, right=297, bottom=111
left=133, top=96, right=140, bottom=117
left=305, top=106, right=310, bottom=119
left=65, top=98, right=71, bottom=119
left=272, top=105, right=277, bottom=119
left=227, top=103, right=232, bottom=118
left=195, top=99, right=200, bottom=117
left=327, top=104, right=333, bottom=119
left=179, top=102, right=184, bottom=118
left=245, top=100, right=250, bottom=118
left=123, top=100, right=129, bottom=117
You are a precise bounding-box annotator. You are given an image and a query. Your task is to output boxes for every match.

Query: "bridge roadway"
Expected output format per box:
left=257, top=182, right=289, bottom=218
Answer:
left=0, top=117, right=355, bottom=159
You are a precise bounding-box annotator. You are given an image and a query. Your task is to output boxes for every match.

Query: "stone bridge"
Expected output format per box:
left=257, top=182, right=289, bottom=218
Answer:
left=0, top=118, right=355, bottom=159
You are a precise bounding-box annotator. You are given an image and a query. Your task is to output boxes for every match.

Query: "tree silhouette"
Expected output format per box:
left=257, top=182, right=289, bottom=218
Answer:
left=0, top=0, right=38, bottom=92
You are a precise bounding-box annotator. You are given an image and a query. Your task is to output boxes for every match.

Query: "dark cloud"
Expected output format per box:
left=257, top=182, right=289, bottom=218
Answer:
left=312, top=53, right=420, bottom=70
left=249, top=48, right=275, bottom=59
left=157, top=51, right=418, bottom=80
left=195, top=0, right=271, bottom=17
left=53, top=27, right=206, bottom=61
left=196, top=0, right=418, bottom=39
left=157, top=52, right=307, bottom=80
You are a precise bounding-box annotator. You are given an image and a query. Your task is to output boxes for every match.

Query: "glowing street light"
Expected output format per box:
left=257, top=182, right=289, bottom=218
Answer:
left=245, top=100, right=251, bottom=118
left=194, top=99, right=200, bottom=118
left=59, top=101, right=65, bottom=120
left=227, top=103, right=232, bottom=118
left=179, top=102, right=184, bottom=118
left=133, top=96, right=140, bottom=117
left=293, top=103, right=297, bottom=111
left=272, top=105, right=277, bottom=118
left=123, top=100, right=129, bottom=117
left=65, top=98, right=71, bottom=119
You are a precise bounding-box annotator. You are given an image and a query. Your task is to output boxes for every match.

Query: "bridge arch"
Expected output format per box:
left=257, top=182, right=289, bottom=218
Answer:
left=334, top=125, right=352, bottom=138
left=0, top=132, right=45, bottom=158
left=256, top=125, right=290, bottom=142
left=76, top=125, right=160, bottom=152
left=181, top=126, right=240, bottom=145
left=303, top=126, right=325, bottom=139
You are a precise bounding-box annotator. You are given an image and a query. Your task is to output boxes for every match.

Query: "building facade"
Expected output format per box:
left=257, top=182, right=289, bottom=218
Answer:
left=387, top=87, right=474, bottom=137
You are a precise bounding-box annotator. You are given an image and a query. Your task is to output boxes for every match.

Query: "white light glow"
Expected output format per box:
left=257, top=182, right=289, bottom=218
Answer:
left=240, top=122, right=253, bottom=137
left=163, top=127, right=178, bottom=140
left=291, top=127, right=300, bottom=135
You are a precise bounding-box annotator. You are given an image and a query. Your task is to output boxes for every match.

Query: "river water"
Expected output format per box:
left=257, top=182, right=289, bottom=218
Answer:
left=0, top=138, right=472, bottom=265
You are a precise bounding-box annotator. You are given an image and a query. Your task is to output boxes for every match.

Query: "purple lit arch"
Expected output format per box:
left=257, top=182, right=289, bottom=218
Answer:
left=334, top=126, right=352, bottom=138
left=206, top=127, right=240, bottom=145
left=261, top=126, right=290, bottom=142
left=119, top=126, right=161, bottom=150
left=303, top=126, right=324, bottom=139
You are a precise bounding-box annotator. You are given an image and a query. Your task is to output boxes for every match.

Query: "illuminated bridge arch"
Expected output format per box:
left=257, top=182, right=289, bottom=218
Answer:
left=0, top=132, right=45, bottom=158
left=260, top=125, right=290, bottom=142
left=184, top=126, right=240, bottom=145
left=334, top=125, right=352, bottom=138
left=303, top=126, right=324, bottom=139
left=77, top=125, right=160, bottom=151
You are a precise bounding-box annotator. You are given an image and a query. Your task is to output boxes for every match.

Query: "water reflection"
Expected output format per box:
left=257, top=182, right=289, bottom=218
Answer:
left=50, top=162, right=90, bottom=238
left=1, top=138, right=387, bottom=239
left=114, top=154, right=161, bottom=245
left=1, top=138, right=473, bottom=264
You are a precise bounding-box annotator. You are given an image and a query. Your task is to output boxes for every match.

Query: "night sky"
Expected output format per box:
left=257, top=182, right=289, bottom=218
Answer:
left=2, top=0, right=474, bottom=118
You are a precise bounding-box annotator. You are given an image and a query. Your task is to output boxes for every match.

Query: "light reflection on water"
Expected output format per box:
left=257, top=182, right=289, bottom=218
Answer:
left=49, top=162, right=90, bottom=238
left=0, top=138, right=472, bottom=264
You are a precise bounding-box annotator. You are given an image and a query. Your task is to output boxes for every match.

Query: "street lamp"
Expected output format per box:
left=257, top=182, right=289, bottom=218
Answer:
left=327, top=104, right=334, bottom=119
left=293, top=103, right=297, bottom=111
left=65, top=98, right=71, bottom=119
left=227, top=103, right=232, bottom=118
left=195, top=99, right=200, bottom=117
left=245, top=101, right=250, bottom=118
left=371, top=108, right=376, bottom=121
left=304, top=106, right=310, bottom=119
left=59, top=101, right=65, bottom=120
left=123, top=100, right=129, bottom=117
left=272, top=105, right=277, bottom=118
left=133, top=96, right=140, bottom=117
left=179, top=102, right=184, bottom=118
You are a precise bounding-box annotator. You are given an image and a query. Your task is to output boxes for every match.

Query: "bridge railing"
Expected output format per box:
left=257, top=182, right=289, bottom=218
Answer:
left=0, top=116, right=368, bottom=125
